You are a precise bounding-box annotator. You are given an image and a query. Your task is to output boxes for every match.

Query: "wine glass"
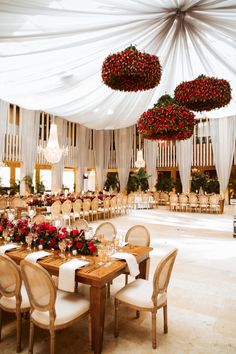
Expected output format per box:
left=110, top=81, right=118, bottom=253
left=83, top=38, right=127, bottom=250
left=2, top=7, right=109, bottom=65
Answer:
left=3, top=230, right=9, bottom=244
left=59, top=240, right=67, bottom=258
left=32, top=233, right=38, bottom=251
left=28, top=209, right=35, bottom=224
left=8, top=212, right=15, bottom=223
left=25, top=234, right=33, bottom=250
left=97, top=244, right=105, bottom=266
left=66, top=238, right=73, bottom=257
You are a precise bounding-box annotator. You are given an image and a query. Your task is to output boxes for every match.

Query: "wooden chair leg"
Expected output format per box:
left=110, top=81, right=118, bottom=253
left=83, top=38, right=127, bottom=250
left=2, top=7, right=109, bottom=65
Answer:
left=125, top=274, right=129, bottom=285
left=163, top=305, right=168, bottom=333
left=29, top=319, right=34, bottom=354
left=0, top=308, right=3, bottom=342
left=152, top=312, right=157, bottom=349
left=16, top=311, right=22, bottom=352
left=114, top=299, right=119, bottom=337
left=50, top=329, right=55, bottom=354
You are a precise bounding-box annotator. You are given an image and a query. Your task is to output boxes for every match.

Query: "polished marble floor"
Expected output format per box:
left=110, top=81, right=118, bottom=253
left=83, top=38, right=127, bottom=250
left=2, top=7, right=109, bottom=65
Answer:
left=1, top=206, right=236, bottom=354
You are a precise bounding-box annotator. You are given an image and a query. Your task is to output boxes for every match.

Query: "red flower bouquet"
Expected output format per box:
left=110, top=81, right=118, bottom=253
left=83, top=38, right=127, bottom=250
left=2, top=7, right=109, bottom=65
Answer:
left=174, top=75, right=232, bottom=112
left=12, top=219, right=30, bottom=243
left=137, top=95, right=195, bottom=141
left=102, top=45, right=162, bottom=92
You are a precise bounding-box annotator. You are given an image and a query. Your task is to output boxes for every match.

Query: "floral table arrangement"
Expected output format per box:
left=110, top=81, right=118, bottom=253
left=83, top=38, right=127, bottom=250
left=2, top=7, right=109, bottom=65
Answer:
left=0, top=218, right=98, bottom=255
left=102, top=45, right=162, bottom=91
left=137, top=94, right=196, bottom=140
left=174, top=75, right=232, bottom=112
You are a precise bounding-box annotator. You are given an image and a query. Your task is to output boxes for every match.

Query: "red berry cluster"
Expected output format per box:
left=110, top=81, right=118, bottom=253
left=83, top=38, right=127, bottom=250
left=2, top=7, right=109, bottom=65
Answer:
left=137, top=104, right=195, bottom=141
left=174, top=75, right=232, bottom=112
left=102, top=46, right=162, bottom=92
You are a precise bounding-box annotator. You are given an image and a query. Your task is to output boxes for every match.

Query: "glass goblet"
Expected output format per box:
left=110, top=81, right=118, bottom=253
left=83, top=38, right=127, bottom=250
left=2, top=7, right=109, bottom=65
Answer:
left=59, top=240, right=67, bottom=259
left=32, top=233, right=38, bottom=251
left=67, top=238, right=73, bottom=257
left=3, top=230, right=9, bottom=244
left=25, top=234, right=33, bottom=250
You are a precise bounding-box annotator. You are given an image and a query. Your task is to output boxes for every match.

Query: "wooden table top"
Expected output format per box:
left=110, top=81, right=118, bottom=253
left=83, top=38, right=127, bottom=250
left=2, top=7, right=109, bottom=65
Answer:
left=3, top=243, right=152, bottom=288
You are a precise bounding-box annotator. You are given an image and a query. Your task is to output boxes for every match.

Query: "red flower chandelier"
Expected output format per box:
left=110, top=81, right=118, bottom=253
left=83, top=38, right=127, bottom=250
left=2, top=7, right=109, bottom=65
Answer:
left=102, top=45, right=162, bottom=92
left=174, top=75, right=232, bottom=112
left=137, top=95, right=196, bottom=141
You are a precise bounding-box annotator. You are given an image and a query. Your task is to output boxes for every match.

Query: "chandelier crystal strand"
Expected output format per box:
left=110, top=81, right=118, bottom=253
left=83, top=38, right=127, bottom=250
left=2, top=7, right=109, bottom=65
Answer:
left=39, top=117, right=68, bottom=164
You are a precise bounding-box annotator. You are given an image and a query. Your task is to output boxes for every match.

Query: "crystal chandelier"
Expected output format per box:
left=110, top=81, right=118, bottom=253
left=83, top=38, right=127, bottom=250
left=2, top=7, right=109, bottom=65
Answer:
left=39, top=118, right=68, bottom=164
left=135, top=149, right=145, bottom=168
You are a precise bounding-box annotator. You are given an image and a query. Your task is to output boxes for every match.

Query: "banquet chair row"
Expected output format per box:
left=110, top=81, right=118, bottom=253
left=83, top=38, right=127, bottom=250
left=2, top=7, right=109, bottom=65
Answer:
left=0, top=246, right=178, bottom=352
left=169, top=193, right=221, bottom=213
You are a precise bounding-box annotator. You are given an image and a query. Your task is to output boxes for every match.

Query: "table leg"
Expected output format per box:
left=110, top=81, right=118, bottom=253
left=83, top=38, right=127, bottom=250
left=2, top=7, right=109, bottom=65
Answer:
left=138, top=258, right=149, bottom=280
left=90, top=284, right=106, bottom=354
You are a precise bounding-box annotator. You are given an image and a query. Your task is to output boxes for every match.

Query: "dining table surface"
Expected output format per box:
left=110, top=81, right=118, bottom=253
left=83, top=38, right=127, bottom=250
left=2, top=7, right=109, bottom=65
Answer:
left=1, top=242, right=152, bottom=354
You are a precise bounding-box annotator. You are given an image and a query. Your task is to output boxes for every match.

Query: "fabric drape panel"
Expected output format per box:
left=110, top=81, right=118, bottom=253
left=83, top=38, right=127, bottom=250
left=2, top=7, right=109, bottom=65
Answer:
left=93, top=130, right=111, bottom=191
left=115, top=127, right=133, bottom=192
left=144, top=139, right=157, bottom=191
left=209, top=116, right=236, bottom=195
left=176, top=137, right=193, bottom=194
left=0, top=1, right=235, bottom=129
left=76, top=124, right=89, bottom=192
left=19, top=109, right=40, bottom=195
left=51, top=117, right=67, bottom=192
left=0, top=100, right=8, bottom=165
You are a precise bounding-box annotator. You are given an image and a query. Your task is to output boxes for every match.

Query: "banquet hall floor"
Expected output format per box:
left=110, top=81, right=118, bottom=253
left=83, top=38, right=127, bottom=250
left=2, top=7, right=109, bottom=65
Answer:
left=1, top=206, right=236, bottom=354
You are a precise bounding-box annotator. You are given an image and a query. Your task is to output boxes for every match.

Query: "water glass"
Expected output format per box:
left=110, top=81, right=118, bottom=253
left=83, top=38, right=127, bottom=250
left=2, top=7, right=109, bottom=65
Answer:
left=25, top=234, right=33, bottom=250
left=59, top=240, right=67, bottom=258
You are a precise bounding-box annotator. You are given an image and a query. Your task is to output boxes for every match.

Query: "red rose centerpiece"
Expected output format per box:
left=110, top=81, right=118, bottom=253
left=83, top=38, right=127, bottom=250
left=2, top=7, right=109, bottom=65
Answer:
left=12, top=219, right=30, bottom=243
left=102, top=45, right=162, bottom=91
left=137, top=95, right=196, bottom=141
left=174, top=75, right=232, bottom=112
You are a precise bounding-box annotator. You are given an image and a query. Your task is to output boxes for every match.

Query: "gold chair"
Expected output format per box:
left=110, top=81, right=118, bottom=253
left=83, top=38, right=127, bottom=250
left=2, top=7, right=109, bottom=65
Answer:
left=179, top=194, right=188, bottom=211
left=124, top=225, right=151, bottom=285
left=0, top=255, right=30, bottom=352
left=32, top=214, right=46, bottom=224
left=0, top=197, right=7, bottom=216
left=99, top=198, right=110, bottom=219
left=95, top=221, right=117, bottom=241
left=61, top=200, right=72, bottom=225
left=209, top=194, right=220, bottom=213
left=72, top=218, right=89, bottom=230
left=109, top=197, right=117, bottom=218
left=90, top=198, right=99, bottom=221
left=50, top=201, right=61, bottom=221
left=20, top=260, right=90, bottom=354
left=169, top=193, right=179, bottom=211
left=199, top=195, right=209, bottom=213
left=114, top=249, right=178, bottom=349
left=72, top=199, right=82, bottom=221
left=82, top=200, right=91, bottom=221
left=189, top=194, right=199, bottom=212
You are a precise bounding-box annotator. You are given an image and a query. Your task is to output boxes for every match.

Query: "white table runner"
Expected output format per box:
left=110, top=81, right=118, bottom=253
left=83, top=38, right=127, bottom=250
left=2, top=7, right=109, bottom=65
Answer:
left=0, top=243, right=20, bottom=254
left=25, top=250, right=51, bottom=263
left=58, top=258, right=89, bottom=292
left=111, top=252, right=139, bottom=277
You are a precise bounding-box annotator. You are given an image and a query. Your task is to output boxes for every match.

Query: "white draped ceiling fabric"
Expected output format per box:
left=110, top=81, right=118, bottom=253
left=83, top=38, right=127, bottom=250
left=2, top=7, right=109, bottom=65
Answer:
left=209, top=116, right=236, bottom=197
left=0, top=100, right=8, bottom=165
left=51, top=117, right=67, bottom=193
left=76, top=124, right=89, bottom=192
left=0, top=1, right=235, bottom=130
left=19, top=109, right=40, bottom=195
left=93, top=130, right=111, bottom=191
left=176, top=137, right=193, bottom=194
left=144, top=139, right=158, bottom=191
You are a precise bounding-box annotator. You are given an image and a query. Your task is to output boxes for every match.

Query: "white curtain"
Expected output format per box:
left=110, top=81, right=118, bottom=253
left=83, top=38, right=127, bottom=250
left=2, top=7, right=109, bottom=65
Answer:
left=19, top=109, right=40, bottom=195
left=76, top=124, right=89, bottom=192
left=0, top=1, right=235, bottom=129
left=176, top=137, right=193, bottom=194
left=115, top=127, right=133, bottom=192
left=209, top=116, right=236, bottom=195
left=144, top=139, right=157, bottom=191
left=51, top=117, right=67, bottom=192
left=0, top=100, right=8, bottom=165
left=93, top=130, right=111, bottom=191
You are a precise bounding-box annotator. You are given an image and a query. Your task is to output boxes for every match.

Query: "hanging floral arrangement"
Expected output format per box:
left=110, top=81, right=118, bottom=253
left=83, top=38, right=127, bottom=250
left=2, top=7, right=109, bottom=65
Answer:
left=174, top=75, right=232, bottom=112
left=137, top=95, right=195, bottom=141
left=102, top=45, right=162, bottom=92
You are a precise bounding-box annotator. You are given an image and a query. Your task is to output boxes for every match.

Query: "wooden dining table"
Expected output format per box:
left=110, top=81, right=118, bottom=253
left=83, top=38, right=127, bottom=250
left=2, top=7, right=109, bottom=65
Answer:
left=3, top=243, right=152, bottom=354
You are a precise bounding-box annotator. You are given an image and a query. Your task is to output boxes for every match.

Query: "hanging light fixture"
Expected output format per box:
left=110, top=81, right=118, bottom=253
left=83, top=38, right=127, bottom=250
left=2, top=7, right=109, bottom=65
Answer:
left=38, top=117, right=68, bottom=164
left=135, top=134, right=145, bottom=168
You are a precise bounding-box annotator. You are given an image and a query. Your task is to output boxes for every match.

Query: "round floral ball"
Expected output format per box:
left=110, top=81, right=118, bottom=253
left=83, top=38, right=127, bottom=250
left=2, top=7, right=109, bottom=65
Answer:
left=174, top=75, right=232, bottom=112
left=102, top=45, right=162, bottom=92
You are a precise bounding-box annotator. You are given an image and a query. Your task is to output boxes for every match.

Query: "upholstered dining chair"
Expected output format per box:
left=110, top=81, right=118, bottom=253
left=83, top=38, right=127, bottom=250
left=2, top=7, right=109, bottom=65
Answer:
left=61, top=200, right=72, bottom=225
left=114, top=248, right=178, bottom=349
left=95, top=222, right=117, bottom=241
left=0, top=255, right=30, bottom=352
left=124, top=225, right=151, bottom=285
left=20, top=260, right=90, bottom=354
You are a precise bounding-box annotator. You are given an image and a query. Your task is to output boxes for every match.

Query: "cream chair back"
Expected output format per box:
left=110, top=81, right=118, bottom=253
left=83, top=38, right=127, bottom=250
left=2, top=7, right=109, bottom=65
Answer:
left=21, top=260, right=56, bottom=313
left=73, top=218, right=89, bottom=229
left=0, top=255, right=21, bottom=299
left=51, top=201, right=61, bottom=218
left=125, top=225, right=150, bottom=246
left=33, top=214, right=46, bottom=224
left=61, top=200, right=72, bottom=214
left=95, top=222, right=117, bottom=241
left=73, top=199, right=82, bottom=213
left=152, top=249, right=178, bottom=306
left=0, top=197, right=7, bottom=211
left=91, top=198, right=99, bottom=210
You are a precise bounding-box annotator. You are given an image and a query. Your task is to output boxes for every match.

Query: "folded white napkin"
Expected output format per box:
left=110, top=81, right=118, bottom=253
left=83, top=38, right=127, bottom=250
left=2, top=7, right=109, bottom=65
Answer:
left=0, top=243, right=20, bottom=254
left=25, top=250, right=51, bottom=264
left=58, top=258, right=89, bottom=292
left=111, top=252, right=139, bottom=277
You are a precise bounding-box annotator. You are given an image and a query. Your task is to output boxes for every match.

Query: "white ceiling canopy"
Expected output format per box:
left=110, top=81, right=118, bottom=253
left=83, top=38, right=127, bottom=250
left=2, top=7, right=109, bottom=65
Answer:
left=0, top=0, right=235, bottom=129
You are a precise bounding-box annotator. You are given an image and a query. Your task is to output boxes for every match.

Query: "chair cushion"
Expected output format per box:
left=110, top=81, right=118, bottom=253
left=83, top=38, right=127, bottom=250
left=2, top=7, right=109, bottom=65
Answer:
left=0, top=284, right=30, bottom=311
left=115, top=278, right=166, bottom=310
left=31, top=290, right=89, bottom=327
